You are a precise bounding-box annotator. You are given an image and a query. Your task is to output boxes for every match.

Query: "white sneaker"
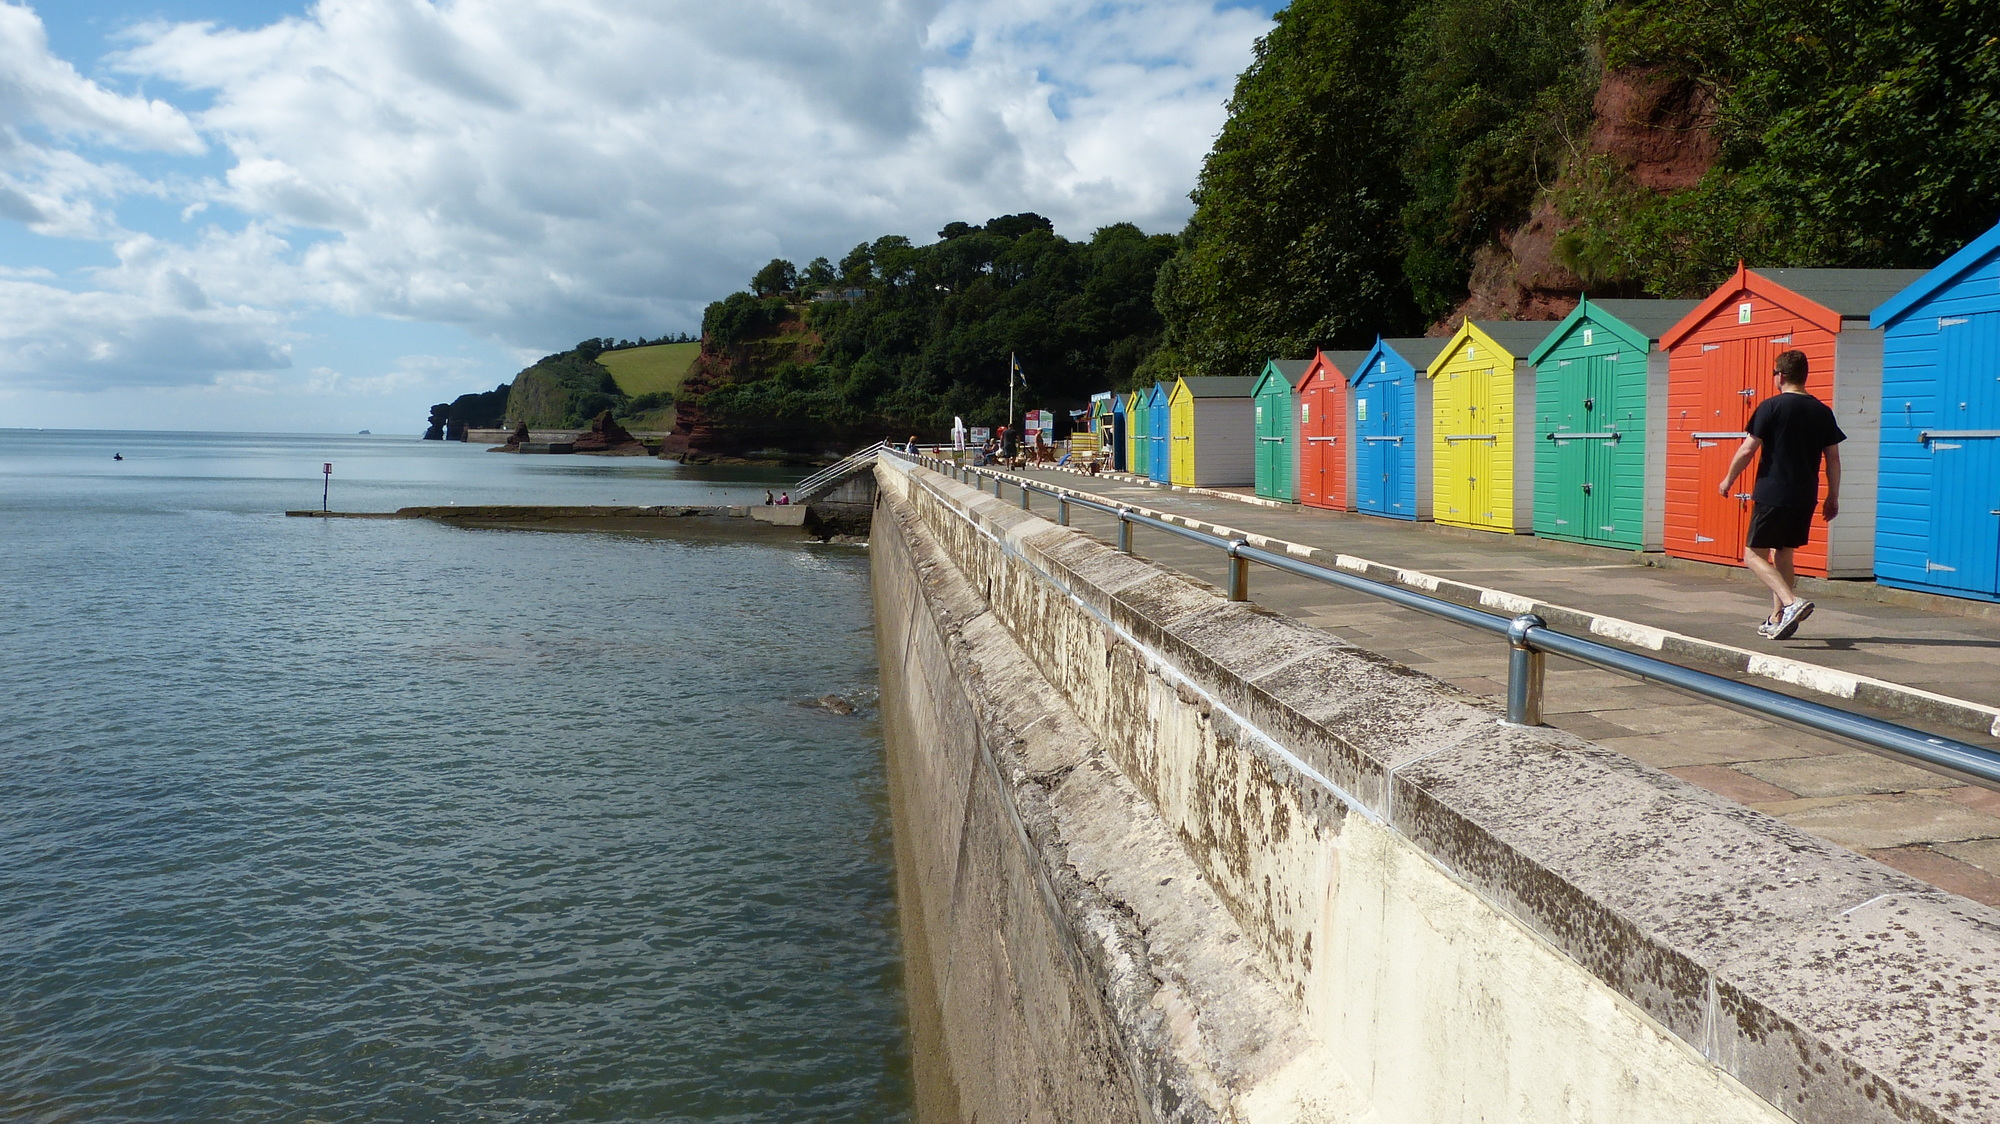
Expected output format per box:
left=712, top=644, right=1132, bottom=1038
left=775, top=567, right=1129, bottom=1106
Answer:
left=1756, top=617, right=1780, bottom=639
left=1771, top=599, right=1814, bottom=640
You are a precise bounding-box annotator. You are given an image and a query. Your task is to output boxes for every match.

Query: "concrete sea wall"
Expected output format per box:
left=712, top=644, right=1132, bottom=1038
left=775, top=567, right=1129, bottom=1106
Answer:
left=871, top=455, right=2000, bottom=1124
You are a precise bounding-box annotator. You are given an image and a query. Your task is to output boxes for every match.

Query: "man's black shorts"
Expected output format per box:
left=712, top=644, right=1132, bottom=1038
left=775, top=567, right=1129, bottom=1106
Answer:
left=1747, top=502, right=1815, bottom=550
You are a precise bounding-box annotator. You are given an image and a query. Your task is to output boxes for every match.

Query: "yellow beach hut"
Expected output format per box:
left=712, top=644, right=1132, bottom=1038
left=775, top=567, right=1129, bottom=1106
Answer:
left=1167, top=376, right=1258, bottom=487
left=1425, top=320, right=1558, bottom=533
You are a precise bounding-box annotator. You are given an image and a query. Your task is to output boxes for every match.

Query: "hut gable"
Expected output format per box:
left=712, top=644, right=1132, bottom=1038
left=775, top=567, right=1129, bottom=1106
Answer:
left=1872, top=225, right=2000, bottom=329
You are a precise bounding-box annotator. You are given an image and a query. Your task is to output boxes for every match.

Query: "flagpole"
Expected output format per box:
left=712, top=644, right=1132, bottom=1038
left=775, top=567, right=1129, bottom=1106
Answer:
left=1008, top=351, right=1016, bottom=457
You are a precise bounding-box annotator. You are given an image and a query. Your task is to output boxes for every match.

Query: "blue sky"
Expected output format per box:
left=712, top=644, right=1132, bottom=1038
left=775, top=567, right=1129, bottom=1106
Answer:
left=0, top=0, right=1276, bottom=433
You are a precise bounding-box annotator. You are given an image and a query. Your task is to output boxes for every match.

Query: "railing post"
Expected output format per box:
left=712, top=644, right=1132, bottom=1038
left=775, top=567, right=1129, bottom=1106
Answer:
left=1227, top=541, right=1250, bottom=602
left=1117, top=511, right=1132, bottom=554
left=1019, top=483, right=1031, bottom=510
left=1506, top=613, right=1547, bottom=726
left=1058, top=496, right=1070, bottom=526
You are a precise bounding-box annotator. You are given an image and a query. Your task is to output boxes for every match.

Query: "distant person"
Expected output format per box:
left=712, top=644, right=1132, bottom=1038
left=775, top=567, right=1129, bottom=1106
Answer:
left=112, top=453, right=123, bottom=461
left=1718, top=349, right=1844, bottom=640
left=764, top=490, right=774, bottom=506
left=778, top=491, right=791, bottom=506
left=906, top=435, right=919, bottom=453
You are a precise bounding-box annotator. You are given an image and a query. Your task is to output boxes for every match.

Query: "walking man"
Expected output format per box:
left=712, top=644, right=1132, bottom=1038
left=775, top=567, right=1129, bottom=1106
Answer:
left=1717, top=349, right=1844, bottom=640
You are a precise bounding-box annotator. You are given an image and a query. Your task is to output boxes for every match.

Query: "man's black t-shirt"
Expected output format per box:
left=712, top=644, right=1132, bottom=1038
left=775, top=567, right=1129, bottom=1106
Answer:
left=1747, top=391, right=1845, bottom=508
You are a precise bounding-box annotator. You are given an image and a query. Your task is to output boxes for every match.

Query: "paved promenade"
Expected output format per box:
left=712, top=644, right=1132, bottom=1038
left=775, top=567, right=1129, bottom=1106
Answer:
left=978, top=462, right=2000, bottom=906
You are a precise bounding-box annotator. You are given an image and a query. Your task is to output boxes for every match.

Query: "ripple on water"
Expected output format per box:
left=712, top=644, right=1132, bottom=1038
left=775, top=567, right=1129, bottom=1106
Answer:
left=0, top=434, right=908, bottom=1123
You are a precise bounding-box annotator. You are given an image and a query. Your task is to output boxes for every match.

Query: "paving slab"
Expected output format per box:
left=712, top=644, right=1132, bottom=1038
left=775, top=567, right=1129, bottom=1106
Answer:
left=1754, top=793, right=2000, bottom=852
left=1937, top=838, right=2000, bottom=876
left=1736, top=752, right=1952, bottom=798
left=1865, top=846, right=2000, bottom=904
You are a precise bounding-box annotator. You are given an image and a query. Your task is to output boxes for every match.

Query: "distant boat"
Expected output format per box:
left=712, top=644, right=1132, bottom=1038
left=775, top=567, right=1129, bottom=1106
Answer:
left=113, top=453, right=123, bottom=461
left=357, top=429, right=371, bottom=435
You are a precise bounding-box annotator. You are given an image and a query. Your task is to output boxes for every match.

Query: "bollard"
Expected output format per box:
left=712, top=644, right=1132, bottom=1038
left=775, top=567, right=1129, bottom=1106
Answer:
left=1227, top=541, right=1250, bottom=602
left=1117, top=512, right=1132, bottom=554
left=1505, top=613, right=1547, bottom=726
left=1058, top=496, right=1070, bottom=526
left=1019, top=483, right=1031, bottom=510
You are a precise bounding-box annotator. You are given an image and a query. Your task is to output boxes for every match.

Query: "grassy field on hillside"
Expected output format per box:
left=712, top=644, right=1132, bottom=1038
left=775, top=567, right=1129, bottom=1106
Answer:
left=599, top=342, right=701, bottom=397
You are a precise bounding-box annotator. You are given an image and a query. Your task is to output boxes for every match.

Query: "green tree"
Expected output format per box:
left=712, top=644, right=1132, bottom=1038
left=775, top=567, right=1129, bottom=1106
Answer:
left=691, top=214, right=1175, bottom=437
left=751, top=258, right=798, bottom=296
left=1560, top=0, right=2000, bottom=294
left=1154, top=0, right=1423, bottom=383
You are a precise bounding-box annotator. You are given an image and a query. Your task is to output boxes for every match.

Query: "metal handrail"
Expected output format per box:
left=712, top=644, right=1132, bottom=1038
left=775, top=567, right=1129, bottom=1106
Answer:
left=794, top=440, right=890, bottom=498
left=898, top=449, right=2000, bottom=790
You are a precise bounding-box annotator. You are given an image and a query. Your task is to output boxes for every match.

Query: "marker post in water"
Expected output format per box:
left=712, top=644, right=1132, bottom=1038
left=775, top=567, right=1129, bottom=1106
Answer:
left=322, top=463, right=332, bottom=512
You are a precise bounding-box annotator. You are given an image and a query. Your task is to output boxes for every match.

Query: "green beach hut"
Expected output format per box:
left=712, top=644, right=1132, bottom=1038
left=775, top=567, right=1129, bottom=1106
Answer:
left=1125, top=389, right=1148, bottom=476
left=1251, top=359, right=1311, bottom=502
left=1527, top=298, right=1699, bottom=550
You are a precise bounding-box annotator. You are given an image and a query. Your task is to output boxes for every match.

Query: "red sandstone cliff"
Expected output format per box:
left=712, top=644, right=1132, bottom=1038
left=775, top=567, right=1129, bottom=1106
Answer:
left=1436, top=65, right=1720, bottom=333
left=659, top=308, right=834, bottom=463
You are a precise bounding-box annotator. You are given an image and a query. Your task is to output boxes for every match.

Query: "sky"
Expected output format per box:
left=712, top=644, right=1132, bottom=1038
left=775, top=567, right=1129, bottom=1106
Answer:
left=0, top=0, right=1277, bottom=433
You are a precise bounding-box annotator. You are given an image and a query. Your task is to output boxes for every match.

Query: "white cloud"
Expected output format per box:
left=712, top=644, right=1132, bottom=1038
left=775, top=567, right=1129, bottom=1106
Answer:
left=303, top=353, right=481, bottom=397
left=0, top=2, right=200, bottom=152
left=0, top=276, right=290, bottom=389
left=1, top=0, right=1267, bottom=401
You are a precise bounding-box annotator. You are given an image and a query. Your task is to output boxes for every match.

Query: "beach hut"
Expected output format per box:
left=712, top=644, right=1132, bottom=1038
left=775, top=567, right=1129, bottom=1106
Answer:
left=1349, top=337, right=1449, bottom=520
left=1426, top=320, right=1557, bottom=533
left=1296, top=350, right=1371, bottom=510
left=1870, top=227, right=2000, bottom=600
left=1168, top=376, right=1257, bottom=487
left=1252, top=359, right=1312, bottom=502
left=1144, top=383, right=1172, bottom=482
left=1109, top=393, right=1128, bottom=471
left=1527, top=298, right=1700, bottom=550
left=1125, top=389, right=1147, bottom=475
left=1087, top=392, right=1123, bottom=469
left=1660, top=266, right=1924, bottom=578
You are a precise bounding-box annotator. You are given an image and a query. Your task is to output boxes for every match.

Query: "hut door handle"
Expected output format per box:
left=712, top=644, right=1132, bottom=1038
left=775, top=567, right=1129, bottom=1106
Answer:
left=1581, top=482, right=1593, bottom=494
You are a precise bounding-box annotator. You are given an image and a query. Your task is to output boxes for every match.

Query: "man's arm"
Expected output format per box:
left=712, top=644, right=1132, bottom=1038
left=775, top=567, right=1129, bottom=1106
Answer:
left=1822, top=444, right=1841, bottom=521
left=1718, top=435, right=1761, bottom=495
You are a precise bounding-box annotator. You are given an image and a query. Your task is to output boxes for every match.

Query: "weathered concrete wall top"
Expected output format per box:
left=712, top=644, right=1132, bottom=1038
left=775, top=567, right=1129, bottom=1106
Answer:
left=876, top=454, right=2000, bottom=1124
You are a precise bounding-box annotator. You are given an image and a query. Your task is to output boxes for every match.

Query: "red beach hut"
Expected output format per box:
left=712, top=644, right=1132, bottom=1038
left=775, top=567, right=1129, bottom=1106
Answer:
left=1659, top=266, right=1925, bottom=578
left=1297, top=350, right=1369, bottom=510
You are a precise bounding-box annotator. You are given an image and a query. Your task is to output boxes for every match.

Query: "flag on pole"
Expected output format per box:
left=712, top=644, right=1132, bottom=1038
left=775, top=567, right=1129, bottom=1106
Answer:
left=1011, top=354, right=1025, bottom=388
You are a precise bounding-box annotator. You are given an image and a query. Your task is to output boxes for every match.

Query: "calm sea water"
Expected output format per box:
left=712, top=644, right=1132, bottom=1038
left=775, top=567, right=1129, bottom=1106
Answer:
left=0, top=431, right=911, bottom=1122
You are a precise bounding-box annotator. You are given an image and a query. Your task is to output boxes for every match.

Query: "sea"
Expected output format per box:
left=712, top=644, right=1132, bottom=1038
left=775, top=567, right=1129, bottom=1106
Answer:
left=0, top=430, right=912, bottom=1123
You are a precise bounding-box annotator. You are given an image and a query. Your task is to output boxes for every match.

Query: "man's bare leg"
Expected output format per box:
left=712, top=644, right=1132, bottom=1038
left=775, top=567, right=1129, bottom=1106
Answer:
left=1743, top=545, right=1796, bottom=617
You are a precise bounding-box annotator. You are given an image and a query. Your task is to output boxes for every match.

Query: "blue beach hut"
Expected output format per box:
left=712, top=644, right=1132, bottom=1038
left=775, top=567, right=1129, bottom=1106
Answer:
left=1144, top=382, right=1172, bottom=483
left=1348, top=336, right=1449, bottom=519
left=1872, top=223, right=2000, bottom=601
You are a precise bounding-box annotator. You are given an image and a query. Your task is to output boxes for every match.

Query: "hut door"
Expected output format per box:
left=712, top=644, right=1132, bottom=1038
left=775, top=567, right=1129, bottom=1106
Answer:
left=1298, top=387, right=1326, bottom=506
left=1927, top=313, right=2000, bottom=595
left=1549, top=359, right=1590, bottom=534
left=1581, top=354, right=1620, bottom=536
left=1379, top=379, right=1405, bottom=513
left=1352, top=378, right=1400, bottom=516
left=1440, top=372, right=1472, bottom=520
left=1470, top=365, right=1500, bottom=524
left=1690, top=338, right=1759, bottom=557
left=1255, top=394, right=1277, bottom=495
